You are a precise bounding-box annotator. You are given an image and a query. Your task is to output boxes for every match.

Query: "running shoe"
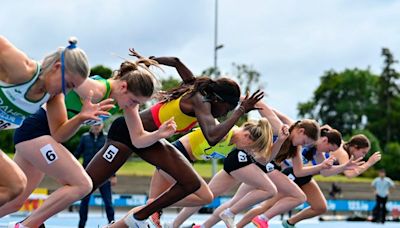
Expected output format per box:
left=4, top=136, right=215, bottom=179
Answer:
left=282, top=219, right=296, bottom=228
left=7, top=222, right=19, bottom=228
left=252, top=216, right=269, bottom=228
left=124, top=214, right=150, bottom=228
left=219, top=209, right=235, bottom=228
left=149, top=210, right=162, bottom=228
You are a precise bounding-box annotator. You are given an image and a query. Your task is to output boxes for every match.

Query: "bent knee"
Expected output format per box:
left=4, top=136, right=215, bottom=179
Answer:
left=73, top=175, right=93, bottom=197
left=202, top=190, right=214, bottom=205
left=267, top=185, right=278, bottom=198
left=181, top=178, right=202, bottom=195
left=6, top=177, right=27, bottom=202
left=312, top=205, right=328, bottom=214
left=295, top=191, right=307, bottom=204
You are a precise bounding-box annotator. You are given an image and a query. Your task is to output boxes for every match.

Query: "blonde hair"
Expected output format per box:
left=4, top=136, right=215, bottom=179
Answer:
left=41, top=37, right=89, bottom=79
left=242, top=118, right=273, bottom=160
left=275, top=119, right=320, bottom=163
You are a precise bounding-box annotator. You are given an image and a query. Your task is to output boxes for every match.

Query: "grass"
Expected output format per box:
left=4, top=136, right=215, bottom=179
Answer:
left=5, top=153, right=376, bottom=182
left=117, top=159, right=223, bottom=178
left=118, top=160, right=375, bottom=182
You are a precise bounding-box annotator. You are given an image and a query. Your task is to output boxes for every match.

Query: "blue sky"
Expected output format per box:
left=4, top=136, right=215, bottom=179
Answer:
left=2, top=0, right=400, bottom=119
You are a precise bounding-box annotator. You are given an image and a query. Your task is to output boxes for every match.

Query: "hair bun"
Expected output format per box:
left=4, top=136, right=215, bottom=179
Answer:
left=68, top=36, right=78, bottom=45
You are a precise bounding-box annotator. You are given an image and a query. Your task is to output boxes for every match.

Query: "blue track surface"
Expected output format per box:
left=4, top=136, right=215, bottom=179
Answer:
left=1, top=211, right=399, bottom=228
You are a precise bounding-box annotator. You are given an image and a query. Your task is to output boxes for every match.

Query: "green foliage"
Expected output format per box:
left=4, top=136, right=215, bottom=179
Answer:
left=90, top=65, right=113, bottom=79
left=231, top=63, right=262, bottom=93
left=201, top=67, right=220, bottom=78
left=298, top=68, right=379, bottom=136
left=380, top=142, right=400, bottom=180
left=160, top=76, right=180, bottom=91
left=0, top=129, right=15, bottom=153
left=367, top=48, right=400, bottom=144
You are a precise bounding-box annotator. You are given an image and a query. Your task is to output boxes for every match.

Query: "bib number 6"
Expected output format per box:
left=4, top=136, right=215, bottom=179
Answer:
left=40, top=144, right=58, bottom=164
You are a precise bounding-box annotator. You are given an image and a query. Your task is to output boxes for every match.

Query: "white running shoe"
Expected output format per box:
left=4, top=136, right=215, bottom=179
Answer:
left=124, top=214, right=150, bottom=228
left=219, top=209, right=236, bottom=228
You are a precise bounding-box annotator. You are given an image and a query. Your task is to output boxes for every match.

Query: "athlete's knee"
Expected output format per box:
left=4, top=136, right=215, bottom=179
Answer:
left=312, top=203, right=327, bottom=214
left=202, top=189, right=214, bottom=204
left=296, top=191, right=307, bottom=204
left=265, top=184, right=278, bottom=199
left=5, top=175, right=27, bottom=202
left=75, top=175, right=93, bottom=197
left=181, top=178, right=201, bottom=194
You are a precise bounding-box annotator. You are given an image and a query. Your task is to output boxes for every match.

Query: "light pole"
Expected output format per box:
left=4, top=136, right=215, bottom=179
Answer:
left=213, top=0, right=224, bottom=78
left=212, top=0, right=224, bottom=177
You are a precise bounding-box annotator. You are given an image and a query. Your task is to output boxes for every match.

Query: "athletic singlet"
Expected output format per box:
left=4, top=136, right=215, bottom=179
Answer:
left=0, top=62, right=50, bottom=130
left=188, top=126, right=237, bottom=160
left=150, top=94, right=197, bottom=133
left=311, top=152, right=330, bottom=165
left=65, top=75, right=119, bottom=125
left=283, top=146, right=317, bottom=167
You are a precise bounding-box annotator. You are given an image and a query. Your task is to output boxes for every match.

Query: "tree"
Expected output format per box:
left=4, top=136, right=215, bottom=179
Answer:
left=90, top=65, right=113, bottom=79
left=201, top=63, right=262, bottom=93
left=160, top=76, right=180, bottom=91
left=368, top=48, right=400, bottom=144
left=231, top=63, right=262, bottom=93
left=201, top=67, right=220, bottom=79
left=0, top=129, right=15, bottom=154
left=380, top=142, right=400, bottom=180
left=298, top=68, right=379, bottom=135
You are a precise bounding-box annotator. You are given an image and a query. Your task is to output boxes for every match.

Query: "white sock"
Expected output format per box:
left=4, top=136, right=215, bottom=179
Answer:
left=224, top=208, right=235, bottom=216
left=259, top=214, right=269, bottom=221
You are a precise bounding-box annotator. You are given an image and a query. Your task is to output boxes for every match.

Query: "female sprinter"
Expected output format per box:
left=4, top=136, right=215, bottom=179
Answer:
left=0, top=36, right=94, bottom=208
left=172, top=100, right=327, bottom=228
left=86, top=50, right=264, bottom=227
left=1, top=56, right=168, bottom=227
left=245, top=110, right=367, bottom=228
left=132, top=118, right=275, bottom=228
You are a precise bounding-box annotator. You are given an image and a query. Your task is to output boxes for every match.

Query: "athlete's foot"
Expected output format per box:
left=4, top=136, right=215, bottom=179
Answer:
left=219, top=209, right=236, bottom=228
left=124, top=214, right=150, bottom=228
left=7, top=223, right=28, bottom=228
left=149, top=210, right=162, bottom=228
left=282, top=219, right=296, bottom=228
left=252, top=216, right=269, bottom=228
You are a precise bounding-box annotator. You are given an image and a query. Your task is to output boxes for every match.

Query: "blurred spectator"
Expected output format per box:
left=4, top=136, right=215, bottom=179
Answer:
left=329, top=182, right=342, bottom=199
left=371, top=169, right=395, bottom=224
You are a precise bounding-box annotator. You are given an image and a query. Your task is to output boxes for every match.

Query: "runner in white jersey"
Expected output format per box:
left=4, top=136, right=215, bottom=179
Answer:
left=0, top=36, right=113, bottom=228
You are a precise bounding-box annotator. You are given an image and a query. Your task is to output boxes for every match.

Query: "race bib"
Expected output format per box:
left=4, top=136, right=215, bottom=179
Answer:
left=103, top=144, right=119, bottom=162
left=201, top=151, right=226, bottom=160
left=40, top=144, right=58, bottom=164
left=238, top=151, right=248, bottom=162
left=266, top=162, right=275, bottom=172
left=0, top=109, right=23, bottom=130
left=82, top=114, right=110, bottom=126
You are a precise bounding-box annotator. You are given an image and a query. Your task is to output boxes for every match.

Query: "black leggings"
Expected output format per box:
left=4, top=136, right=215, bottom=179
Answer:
left=85, top=139, right=202, bottom=220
